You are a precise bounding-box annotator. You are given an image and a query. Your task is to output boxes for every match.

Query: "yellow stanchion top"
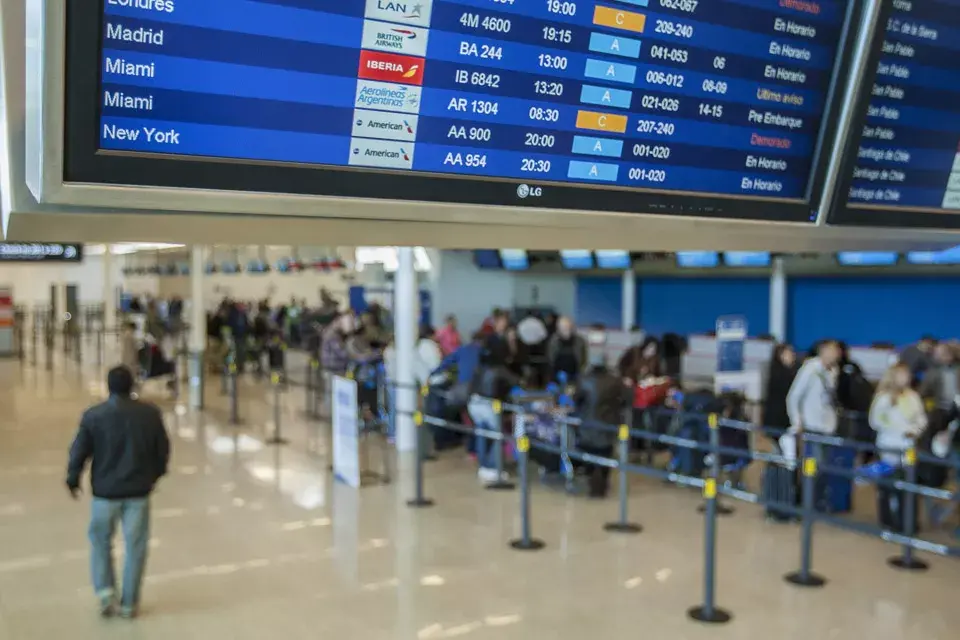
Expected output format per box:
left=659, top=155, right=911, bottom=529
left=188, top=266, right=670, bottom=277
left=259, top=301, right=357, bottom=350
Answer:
left=904, top=447, right=917, bottom=467
left=420, top=385, right=429, bottom=398
left=228, top=363, right=237, bottom=374
left=517, top=435, right=530, bottom=453
left=346, top=370, right=354, bottom=380
left=619, top=424, right=629, bottom=442
left=414, top=411, right=423, bottom=427
left=803, top=457, right=818, bottom=477
left=492, top=399, right=502, bottom=414
left=708, top=413, right=718, bottom=429
left=271, top=372, right=280, bottom=385
left=310, top=360, right=319, bottom=370
left=703, top=478, right=717, bottom=499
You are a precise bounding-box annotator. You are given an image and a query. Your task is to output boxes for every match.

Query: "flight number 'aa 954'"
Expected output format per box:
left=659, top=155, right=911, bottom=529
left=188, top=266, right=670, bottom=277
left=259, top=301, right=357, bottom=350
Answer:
left=459, top=42, right=504, bottom=60
left=444, top=152, right=488, bottom=167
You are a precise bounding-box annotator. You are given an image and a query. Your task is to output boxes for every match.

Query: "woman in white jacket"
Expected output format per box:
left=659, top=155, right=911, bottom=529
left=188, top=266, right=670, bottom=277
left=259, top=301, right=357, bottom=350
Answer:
left=869, top=363, right=927, bottom=466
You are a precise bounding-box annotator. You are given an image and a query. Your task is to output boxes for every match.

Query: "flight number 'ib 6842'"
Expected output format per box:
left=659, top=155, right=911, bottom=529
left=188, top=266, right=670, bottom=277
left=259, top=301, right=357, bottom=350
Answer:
left=455, top=70, right=501, bottom=88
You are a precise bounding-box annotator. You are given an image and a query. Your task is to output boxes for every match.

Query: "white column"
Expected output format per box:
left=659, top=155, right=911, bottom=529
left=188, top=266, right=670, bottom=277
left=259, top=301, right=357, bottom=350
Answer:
left=769, top=256, right=787, bottom=343
left=102, top=246, right=116, bottom=331
left=394, top=246, right=417, bottom=453
left=621, top=269, right=636, bottom=331
left=189, top=245, right=206, bottom=409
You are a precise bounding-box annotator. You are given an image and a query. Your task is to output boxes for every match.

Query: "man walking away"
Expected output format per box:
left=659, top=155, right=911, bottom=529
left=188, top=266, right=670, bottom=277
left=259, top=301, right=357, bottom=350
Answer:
left=66, top=366, right=171, bottom=619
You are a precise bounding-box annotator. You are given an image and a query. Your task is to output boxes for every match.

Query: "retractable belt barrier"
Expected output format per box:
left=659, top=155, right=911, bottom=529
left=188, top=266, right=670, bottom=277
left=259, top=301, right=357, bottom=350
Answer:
left=388, top=382, right=960, bottom=627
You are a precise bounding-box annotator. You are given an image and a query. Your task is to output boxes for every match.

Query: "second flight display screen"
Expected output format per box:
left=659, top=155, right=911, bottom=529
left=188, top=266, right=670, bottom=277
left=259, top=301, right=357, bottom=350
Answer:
left=99, top=0, right=847, bottom=201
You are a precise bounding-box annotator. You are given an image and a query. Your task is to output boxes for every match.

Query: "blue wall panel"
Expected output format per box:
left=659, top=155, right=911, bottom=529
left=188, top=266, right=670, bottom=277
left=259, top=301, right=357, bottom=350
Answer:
left=787, top=276, right=960, bottom=350
left=637, top=277, right=770, bottom=338
left=575, top=276, right=622, bottom=327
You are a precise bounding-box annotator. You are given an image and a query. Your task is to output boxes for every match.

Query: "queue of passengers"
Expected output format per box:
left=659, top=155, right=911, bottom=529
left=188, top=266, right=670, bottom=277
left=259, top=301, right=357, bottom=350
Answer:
left=764, top=337, right=960, bottom=529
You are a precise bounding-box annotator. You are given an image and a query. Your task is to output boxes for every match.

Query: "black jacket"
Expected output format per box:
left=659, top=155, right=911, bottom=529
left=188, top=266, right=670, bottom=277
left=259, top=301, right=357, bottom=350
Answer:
left=763, top=360, right=797, bottom=432
left=67, top=396, right=170, bottom=500
left=575, top=366, right=631, bottom=449
left=472, top=364, right=520, bottom=402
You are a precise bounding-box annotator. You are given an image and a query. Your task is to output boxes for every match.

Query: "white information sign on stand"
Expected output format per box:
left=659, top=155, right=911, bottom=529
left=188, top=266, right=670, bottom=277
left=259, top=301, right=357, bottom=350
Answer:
left=332, top=375, right=360, bottom=488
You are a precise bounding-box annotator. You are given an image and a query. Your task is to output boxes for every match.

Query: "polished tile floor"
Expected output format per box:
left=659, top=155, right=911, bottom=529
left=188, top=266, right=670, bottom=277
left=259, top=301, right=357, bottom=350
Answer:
left=1, top=342, right=959, bottom=639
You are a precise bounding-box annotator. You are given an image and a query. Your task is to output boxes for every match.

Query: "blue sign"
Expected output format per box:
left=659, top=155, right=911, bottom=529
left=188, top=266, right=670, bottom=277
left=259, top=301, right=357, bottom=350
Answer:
left=716, top=316, right=747, bottom=373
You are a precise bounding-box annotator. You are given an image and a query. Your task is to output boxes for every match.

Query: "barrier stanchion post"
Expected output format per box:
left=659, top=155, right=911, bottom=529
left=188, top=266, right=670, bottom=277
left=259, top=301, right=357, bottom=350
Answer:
left=486, top=399, right=515, bottom=491
left=266, top=372, right=289, bottom=445
left=45, top=329, right=54, bottom=371
left=604, top=423, right=642, bottom=534
left=96, top=327, right=103, bottom=366
left=509, top=431, right=545, bottom=551
left=688, top=413, right=732, bottom=624
left=228, top=362, right=240, bottom=425
left=697, top=415, right=734, bottom=516
left=420, top=386, right=438, bottom=462
left=74, top=328, right=82, bottom=364
left=305, top=359, right=316, bottom=418
left=785, top=440, right=827, bottom=587
left=888, top=446, right=929, bottom=571
left=30, top=326, right=37, bottom=366
left=407, top=411, right=435, bottom=508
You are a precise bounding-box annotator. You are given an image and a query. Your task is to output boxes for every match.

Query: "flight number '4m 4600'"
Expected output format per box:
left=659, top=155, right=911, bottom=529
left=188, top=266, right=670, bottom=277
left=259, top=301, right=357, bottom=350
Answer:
left=459, top=13, right=512, bottom=33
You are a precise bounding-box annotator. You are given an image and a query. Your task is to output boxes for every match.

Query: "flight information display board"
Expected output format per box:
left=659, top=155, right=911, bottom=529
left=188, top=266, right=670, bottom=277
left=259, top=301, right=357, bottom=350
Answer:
left=832, top=0, right=960, bottom=227
left=84, top=0, right=854, bottom=220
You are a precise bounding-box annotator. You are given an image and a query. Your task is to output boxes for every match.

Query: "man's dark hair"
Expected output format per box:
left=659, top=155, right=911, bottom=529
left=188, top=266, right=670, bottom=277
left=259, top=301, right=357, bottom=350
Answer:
left=108, top=366, right=135, bottom=396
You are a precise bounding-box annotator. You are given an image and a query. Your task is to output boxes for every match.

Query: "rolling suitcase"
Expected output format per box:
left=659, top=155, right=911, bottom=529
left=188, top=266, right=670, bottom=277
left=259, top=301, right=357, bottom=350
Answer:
left=762, top=463, right=797, bottom=522
left=814, top=444, right=856, bottom=514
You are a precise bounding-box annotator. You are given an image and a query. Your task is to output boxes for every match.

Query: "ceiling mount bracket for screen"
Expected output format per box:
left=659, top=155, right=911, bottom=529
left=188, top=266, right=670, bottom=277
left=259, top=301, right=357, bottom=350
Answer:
left=814, top=0, right=884, bottom=226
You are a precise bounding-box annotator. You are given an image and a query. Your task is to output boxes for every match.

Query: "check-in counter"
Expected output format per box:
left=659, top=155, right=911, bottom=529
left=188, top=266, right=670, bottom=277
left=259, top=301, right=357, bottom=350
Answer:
left=682, top=335, right=775, bottom=388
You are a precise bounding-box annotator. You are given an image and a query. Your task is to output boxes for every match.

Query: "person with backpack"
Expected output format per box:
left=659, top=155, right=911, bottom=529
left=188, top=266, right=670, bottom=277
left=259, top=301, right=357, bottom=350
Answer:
left=786, top=340, right=841, bottom=436
left=574, top=351, right=632, bottom=498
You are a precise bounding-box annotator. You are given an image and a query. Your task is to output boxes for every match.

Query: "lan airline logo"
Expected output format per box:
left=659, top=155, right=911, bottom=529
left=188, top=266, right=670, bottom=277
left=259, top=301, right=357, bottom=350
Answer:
left=358, top=50, right=425, bottom=86
left=365, top=0, right=433, bottom=27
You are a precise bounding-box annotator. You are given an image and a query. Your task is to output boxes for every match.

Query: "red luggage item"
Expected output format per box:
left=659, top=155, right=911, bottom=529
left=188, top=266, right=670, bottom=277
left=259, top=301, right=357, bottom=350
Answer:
left=633, top=378, right=671, bottom=409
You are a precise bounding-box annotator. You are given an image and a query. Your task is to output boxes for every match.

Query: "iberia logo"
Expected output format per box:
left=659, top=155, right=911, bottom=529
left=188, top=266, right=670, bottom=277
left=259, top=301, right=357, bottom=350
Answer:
left=358, top=50, right=425, bottom=86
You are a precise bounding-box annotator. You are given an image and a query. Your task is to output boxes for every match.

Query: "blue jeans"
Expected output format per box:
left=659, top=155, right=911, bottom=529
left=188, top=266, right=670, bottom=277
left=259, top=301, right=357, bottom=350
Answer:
left=89, top=497, right=151, bottom=610
left=468, top=397, right=498, bottom=470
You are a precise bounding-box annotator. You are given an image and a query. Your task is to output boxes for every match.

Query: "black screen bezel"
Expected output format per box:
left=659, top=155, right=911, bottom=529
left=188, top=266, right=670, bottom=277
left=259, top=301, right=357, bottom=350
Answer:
left=827, top=0, right=960, bottom=228
left=67, top=0, right=862, bottom=224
